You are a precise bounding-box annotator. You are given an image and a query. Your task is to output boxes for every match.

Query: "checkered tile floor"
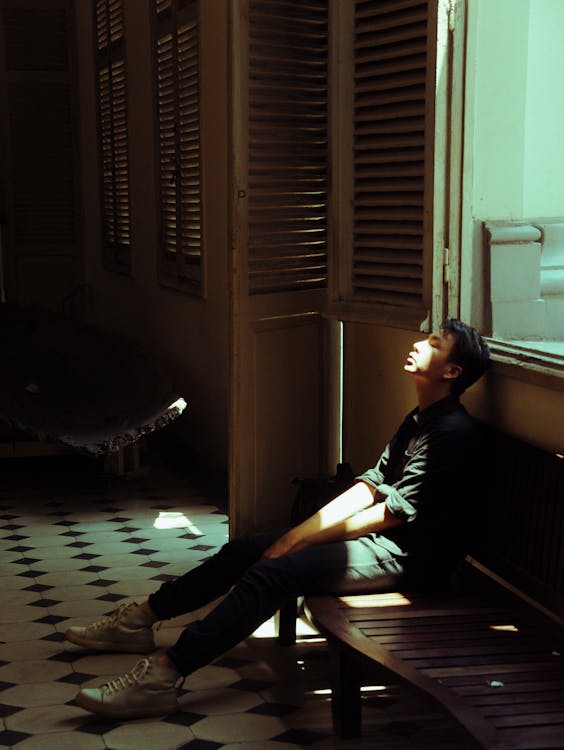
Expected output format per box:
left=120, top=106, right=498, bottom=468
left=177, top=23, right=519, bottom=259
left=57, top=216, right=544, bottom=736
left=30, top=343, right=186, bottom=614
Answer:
left=0, top=449, right=468, bottom=749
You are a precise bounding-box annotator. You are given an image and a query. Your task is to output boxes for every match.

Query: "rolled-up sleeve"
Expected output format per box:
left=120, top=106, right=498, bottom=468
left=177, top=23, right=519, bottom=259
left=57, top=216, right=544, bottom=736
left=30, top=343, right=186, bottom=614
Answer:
left=356, top=442, right=390, bottom=489
left=363, top=430, right=460, bottom=523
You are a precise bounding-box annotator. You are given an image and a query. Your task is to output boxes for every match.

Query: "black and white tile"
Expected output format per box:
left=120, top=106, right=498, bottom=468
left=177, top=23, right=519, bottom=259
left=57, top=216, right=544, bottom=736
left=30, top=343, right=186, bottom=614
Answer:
left=0, top=452, right=467, bottom=749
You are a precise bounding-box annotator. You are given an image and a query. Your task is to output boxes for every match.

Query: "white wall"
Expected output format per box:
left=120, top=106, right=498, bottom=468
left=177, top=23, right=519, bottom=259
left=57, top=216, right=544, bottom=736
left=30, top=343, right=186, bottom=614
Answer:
left=469, top=0, right=564, bottom=220
left=523, top=1, right=564, bottom=217
left=469, top=0, right=530, bottom=220
left=462, top=0, right=564, bottom=335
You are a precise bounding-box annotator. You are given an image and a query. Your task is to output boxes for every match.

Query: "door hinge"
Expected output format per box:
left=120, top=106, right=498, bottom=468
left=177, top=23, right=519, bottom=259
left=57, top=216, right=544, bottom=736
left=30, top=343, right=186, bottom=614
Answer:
left=447, top=0, right=457, bottom=32
left=444, top=247, right=450, bottom=285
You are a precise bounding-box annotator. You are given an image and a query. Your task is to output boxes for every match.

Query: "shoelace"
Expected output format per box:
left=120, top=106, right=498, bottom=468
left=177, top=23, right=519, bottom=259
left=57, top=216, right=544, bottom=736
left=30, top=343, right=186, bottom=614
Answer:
left=101, top=657, right=185, bottom=695
left=89, top=602, right=134, bottom=632
left=102, top=658, right=151, bottom=695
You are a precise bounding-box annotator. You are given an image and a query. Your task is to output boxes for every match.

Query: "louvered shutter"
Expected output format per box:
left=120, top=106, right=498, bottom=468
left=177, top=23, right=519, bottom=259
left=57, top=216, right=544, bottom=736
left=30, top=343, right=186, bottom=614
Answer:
left=247, top=0, right=329, bottom=294
left=95, top=0, right=131, bottom=272
left=351, top=0, right=429, bottom=309
left=156, top=0, right=202, bottom=294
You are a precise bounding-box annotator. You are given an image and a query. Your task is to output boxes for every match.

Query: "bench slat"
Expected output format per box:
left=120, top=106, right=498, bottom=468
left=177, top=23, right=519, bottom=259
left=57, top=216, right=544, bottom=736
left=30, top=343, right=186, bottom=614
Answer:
left=370, top=633, right=553, bottom=647
left=406, top=654, right=563, bottom=669
left=349, top=608, right=544, bottom=623
left=482, top=702, right=564, bottom=717
left=493, top=712, right=564, bottom=728
left=456, top=681, right=564, bottom=698
left=355, top=621, right=512, bottom=637
left=425, top=661, right=564, bottom=680
left=389, top=644, right=562, bottom=659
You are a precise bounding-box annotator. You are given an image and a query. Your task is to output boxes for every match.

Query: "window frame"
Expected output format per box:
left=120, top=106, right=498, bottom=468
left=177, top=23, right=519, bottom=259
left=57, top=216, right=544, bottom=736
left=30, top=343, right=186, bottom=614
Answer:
left=458, top=0, right=564, bottom=390
left=486, top=339, right=564, bottom=392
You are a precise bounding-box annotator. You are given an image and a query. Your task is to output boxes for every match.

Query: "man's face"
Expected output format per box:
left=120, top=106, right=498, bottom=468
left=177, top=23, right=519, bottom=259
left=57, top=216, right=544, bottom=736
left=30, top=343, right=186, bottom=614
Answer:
left=404, top=329, right=460, bottom=385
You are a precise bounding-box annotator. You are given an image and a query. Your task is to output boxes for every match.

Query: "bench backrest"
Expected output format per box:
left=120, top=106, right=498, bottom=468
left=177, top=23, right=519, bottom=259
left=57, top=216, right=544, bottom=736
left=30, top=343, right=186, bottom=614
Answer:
left=474, top=428, right=564, bottom=618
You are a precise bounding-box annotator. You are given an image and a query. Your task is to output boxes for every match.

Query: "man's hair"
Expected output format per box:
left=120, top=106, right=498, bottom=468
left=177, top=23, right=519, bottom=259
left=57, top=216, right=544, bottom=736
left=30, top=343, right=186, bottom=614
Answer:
left=441, top=318, right=490, bottom=395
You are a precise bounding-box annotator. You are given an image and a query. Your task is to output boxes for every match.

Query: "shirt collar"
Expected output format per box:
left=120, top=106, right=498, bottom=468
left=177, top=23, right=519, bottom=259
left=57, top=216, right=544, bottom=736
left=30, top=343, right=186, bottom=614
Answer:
left=411, top=394, right=461, bottom=426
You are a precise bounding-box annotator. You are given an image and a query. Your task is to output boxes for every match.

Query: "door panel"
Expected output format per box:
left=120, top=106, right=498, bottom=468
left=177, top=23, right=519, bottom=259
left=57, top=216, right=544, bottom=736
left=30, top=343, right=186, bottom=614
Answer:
left=230, top=288, right=328, bottom=536
left=229, top=0, right=331, bottom=536
left=251, top=312, right=323, bottom=532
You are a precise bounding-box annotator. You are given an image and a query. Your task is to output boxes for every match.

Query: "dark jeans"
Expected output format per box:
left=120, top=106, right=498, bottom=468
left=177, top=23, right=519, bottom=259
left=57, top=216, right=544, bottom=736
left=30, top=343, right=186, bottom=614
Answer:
left=148, top=529, right=406, bottom=676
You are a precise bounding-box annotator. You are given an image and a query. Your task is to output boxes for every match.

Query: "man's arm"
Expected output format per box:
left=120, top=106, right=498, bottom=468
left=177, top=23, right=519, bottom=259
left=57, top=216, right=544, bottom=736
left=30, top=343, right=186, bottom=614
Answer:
left=262, top=481, right=403, bottom=559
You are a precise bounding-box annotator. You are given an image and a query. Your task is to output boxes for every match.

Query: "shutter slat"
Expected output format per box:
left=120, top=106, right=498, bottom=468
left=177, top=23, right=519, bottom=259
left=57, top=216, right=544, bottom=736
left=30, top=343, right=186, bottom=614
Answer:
left=353, top=274, right=421, bottom=293
left=356, top=0, right=427, bottom=19
left=356, top=50, right=426, bottom=77
left=156, top=0, right=173, bottom=15
left=356, top=40, right=427, bottom=67
left=356, top=117, right=424, bottom=134
left=356, top=8, right=427, bottom=35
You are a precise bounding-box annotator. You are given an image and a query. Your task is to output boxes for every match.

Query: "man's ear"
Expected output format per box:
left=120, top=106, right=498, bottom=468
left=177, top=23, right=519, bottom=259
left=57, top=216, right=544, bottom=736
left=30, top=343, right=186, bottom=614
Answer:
left=443, top=363, right=462, bottom=382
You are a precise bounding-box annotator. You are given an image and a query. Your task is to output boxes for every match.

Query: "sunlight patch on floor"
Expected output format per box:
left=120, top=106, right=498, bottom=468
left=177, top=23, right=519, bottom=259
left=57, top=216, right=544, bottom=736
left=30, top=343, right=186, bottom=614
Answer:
left=154, top=511, right=203, bottom=534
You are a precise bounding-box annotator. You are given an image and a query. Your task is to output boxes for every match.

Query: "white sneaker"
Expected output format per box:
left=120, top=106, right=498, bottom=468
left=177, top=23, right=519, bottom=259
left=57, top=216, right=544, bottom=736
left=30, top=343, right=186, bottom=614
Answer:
left=75, top=656, right=181, bottom=719
left=65, top=602, right=156, bottom=653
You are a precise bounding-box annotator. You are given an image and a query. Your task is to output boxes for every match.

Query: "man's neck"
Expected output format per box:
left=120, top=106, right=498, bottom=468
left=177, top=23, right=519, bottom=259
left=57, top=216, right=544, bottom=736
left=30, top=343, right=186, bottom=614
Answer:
left=415, top=383, right=453, bottom=412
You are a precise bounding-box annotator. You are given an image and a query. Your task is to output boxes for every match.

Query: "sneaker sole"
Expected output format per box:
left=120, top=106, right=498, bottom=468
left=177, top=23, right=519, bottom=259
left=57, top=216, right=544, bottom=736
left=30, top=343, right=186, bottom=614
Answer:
left=75, top=691, right=179, bottom=719
left=64, top=630, right=155, bottom=654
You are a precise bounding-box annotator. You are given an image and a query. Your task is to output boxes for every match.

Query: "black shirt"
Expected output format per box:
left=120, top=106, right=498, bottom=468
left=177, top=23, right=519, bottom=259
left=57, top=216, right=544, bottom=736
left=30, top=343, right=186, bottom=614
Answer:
left=357, top=395, right=482, bottom=578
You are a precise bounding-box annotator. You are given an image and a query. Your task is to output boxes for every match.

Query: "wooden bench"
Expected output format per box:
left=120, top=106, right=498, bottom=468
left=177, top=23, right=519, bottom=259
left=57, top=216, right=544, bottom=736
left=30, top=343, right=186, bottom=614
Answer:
left=307, top=572, right=564, bottom=749
left=280, top=432, right=564, bottom=749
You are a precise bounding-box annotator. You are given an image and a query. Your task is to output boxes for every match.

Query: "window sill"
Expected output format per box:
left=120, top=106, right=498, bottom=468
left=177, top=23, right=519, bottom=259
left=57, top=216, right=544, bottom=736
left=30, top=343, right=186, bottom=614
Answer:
left=488, top=339, right=564, bottom=392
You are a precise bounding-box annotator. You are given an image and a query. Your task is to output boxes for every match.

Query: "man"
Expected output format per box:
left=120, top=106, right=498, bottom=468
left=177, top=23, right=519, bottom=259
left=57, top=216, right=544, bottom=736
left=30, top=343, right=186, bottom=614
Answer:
left=67, top=317, right=490, bottom=720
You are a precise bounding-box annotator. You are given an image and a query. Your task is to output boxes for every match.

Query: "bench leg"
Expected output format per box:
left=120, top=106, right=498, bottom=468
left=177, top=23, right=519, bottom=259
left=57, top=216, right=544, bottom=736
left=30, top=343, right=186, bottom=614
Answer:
left=328, top=639, right=362, bottom=738
left=277, top=598, right=298, bottom=646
